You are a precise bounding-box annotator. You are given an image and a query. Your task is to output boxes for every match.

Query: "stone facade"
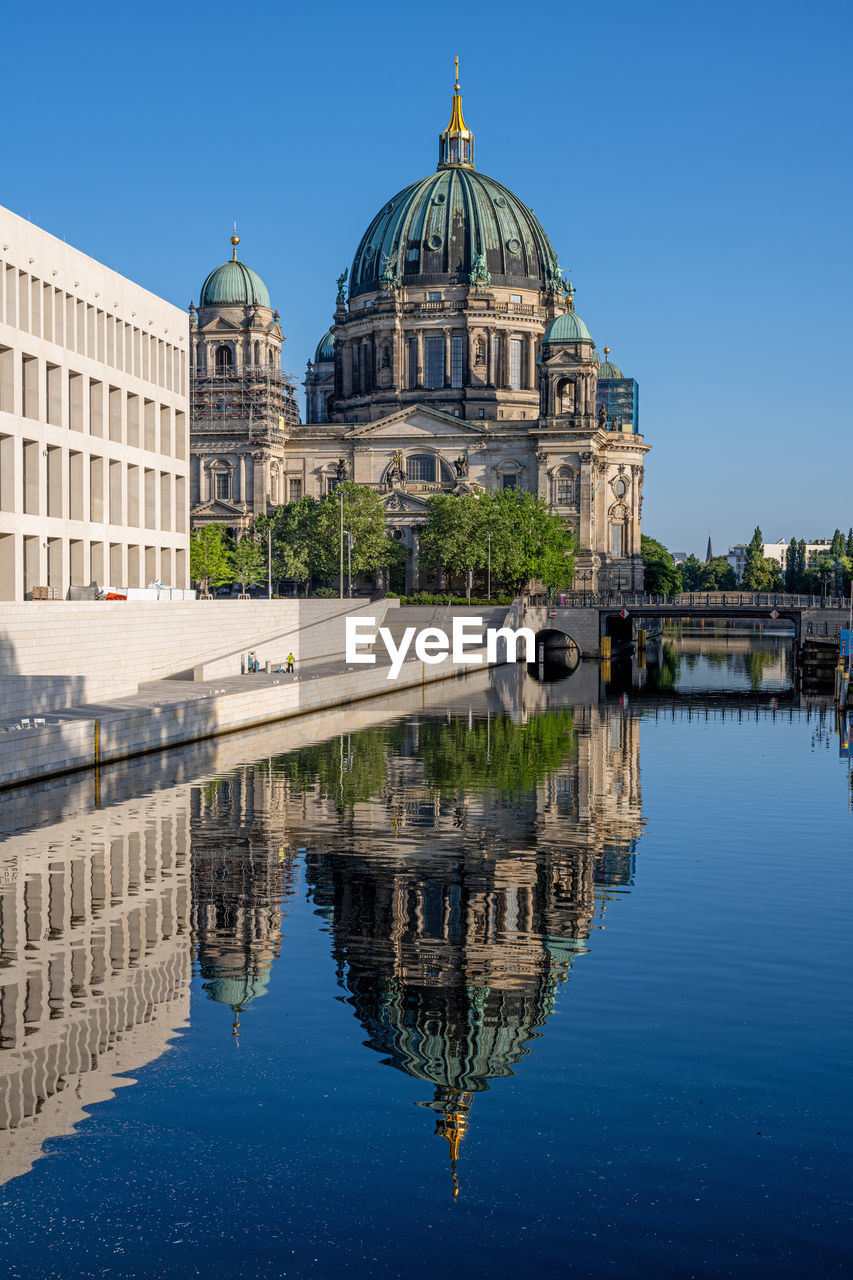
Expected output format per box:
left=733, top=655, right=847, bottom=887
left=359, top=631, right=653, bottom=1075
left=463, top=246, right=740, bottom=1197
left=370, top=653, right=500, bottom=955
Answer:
left=189, top=79, right=649, bottom=590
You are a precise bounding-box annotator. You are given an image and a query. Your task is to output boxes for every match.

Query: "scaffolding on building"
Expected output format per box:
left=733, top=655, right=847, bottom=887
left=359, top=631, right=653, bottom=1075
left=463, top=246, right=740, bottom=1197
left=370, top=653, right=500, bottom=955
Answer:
left=190, top=365, right=300, bottom=444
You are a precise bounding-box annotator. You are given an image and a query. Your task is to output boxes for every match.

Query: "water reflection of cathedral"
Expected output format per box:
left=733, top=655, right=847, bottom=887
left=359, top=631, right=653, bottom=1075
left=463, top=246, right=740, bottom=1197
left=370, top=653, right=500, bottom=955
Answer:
left=295, top=697, right=644, bottom=1194
left=0, top=681, right=644, bottom=1194
left=190, top=768, right=297, bottom=1036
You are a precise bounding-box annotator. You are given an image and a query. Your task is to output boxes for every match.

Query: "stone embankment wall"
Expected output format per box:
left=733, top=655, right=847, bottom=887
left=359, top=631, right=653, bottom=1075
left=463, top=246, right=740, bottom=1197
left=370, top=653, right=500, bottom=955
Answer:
left=0, top=598, right=396, bottom=718
left=0, top=639, right=495, bottom=788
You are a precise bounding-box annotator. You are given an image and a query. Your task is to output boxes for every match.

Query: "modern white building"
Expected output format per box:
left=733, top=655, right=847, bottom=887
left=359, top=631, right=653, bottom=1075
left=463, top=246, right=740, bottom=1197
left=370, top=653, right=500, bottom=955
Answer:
left=725, top=538, right=834, bottom=581
left=0, top=205, right=190, bottom=600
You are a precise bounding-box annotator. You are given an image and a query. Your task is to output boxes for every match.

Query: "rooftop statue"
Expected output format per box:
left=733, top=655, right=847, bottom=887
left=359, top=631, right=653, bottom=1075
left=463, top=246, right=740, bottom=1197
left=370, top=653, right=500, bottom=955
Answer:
left=336, top=268, right=348, bottom=306
left=380, top=251, right=399, bottom=292
left=469, top=250, right=491, bottom=288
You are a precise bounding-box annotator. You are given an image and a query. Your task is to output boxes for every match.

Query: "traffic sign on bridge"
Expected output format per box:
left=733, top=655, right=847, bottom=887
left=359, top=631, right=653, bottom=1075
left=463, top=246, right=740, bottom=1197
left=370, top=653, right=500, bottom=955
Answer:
left=619, top=608, right=630, bottom=619
left=770, top=609, right=780, bottom=619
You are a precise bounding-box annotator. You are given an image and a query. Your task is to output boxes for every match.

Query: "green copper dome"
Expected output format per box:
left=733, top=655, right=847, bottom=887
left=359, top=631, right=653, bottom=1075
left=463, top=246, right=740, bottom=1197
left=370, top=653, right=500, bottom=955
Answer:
left=543, top=310, right=594, bottom=344
left=200, top=238, right=271, bottom=309
left=314, top=329, right=335, bottom=363
left=599, top=358, right=623, bottom=378
left=350, top=167, right=558, bottom=298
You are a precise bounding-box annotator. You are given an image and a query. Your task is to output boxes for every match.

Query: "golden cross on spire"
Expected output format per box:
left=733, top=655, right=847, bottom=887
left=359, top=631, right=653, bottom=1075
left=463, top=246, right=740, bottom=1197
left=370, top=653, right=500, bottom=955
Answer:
left=454, top=55, right=460, bottom=90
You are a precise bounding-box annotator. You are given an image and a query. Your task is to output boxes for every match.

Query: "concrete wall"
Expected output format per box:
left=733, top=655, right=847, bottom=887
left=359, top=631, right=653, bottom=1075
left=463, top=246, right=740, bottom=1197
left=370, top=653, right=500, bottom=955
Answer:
left=0, top=597, right=398, bottom=717
left=0, top=633, right=493, bottom=788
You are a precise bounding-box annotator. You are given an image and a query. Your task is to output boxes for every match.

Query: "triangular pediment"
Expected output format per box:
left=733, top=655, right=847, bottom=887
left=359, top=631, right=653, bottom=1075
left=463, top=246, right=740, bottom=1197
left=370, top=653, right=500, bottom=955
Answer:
left=346, top=405, right=489, bottom=439
left=381, top=489, right=431, bottom=513
left=196, top=315, right=244, bottom=333
left=191, top=498, right=247, bottom=517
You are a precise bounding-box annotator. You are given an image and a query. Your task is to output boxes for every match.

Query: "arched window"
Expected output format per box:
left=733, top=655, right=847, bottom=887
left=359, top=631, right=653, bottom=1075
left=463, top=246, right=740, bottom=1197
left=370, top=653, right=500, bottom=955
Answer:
left=407, top=454, right=436, bottom=482
left=216, top=344, right=232, bottom=372
left=558, top=379, right=575, bottom=414
left=555, top=468, right=575, bottom=505
left=253, top=341, right=260, bottom=365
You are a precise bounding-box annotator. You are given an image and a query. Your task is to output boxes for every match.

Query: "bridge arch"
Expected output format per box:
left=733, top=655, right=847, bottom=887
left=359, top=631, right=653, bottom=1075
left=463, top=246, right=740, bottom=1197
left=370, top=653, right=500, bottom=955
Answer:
left=533, top=626, right=581, bottom=670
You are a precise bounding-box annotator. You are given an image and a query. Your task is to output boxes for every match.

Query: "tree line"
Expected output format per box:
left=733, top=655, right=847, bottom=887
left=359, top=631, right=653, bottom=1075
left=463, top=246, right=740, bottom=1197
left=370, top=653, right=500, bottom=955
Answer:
left=642, top=527, right=853, bottom=596
left=189, top=484, right=575, bottom=597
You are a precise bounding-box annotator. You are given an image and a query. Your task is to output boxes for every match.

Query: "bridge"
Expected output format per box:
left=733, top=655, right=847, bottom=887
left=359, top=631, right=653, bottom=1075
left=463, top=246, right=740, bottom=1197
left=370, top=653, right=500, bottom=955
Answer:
left=521, top=592, right=850, bottom=659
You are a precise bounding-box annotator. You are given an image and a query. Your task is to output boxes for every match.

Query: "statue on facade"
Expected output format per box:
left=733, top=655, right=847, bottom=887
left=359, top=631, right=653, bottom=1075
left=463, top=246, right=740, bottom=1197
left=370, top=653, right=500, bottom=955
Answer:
left=469, top=251, right=491, bottom=288
left=546, top=255, right=565, bottom=295
left=389, top=449, right=405, bottom=482
left=454, top=454, right=469, bottom=478
left=598, top=404, right=607, bottom=430
left=335, top=268, right=348, bottom=306
left=335, top=457, right=349, bottom=483
left=380, top=251, right=399, bottom=292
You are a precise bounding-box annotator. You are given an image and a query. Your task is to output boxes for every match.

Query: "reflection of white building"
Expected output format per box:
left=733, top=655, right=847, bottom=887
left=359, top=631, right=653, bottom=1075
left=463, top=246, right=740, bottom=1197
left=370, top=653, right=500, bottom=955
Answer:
left=0, top=791, right=190, bottom=1184
left=0, top=204, right=190, bottom=600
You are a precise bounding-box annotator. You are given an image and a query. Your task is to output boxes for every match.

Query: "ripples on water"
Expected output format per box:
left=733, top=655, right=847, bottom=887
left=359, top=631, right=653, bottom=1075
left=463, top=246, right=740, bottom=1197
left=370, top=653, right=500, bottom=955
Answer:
left=0, top=636, right=850, bottom=1279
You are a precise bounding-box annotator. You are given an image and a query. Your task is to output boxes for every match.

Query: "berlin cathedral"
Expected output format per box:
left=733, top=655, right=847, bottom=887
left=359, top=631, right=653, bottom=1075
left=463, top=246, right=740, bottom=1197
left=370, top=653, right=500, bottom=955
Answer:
left=188, top=66, right=650, bottom=592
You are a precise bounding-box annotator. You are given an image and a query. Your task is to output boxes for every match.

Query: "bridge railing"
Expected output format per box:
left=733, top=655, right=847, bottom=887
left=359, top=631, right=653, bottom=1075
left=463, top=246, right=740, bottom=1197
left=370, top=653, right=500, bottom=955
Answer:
left=524, top=592, right=849, bottom=610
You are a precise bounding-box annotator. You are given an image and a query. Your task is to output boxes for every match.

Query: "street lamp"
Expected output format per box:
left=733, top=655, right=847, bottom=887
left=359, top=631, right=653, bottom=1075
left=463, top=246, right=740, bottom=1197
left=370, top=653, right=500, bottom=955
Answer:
left=344, top=530, right=353, bottom=597
left=267, top=528, right=272, bottom=600
left=487, top=531, right=492, bottom=601
left=338, top=485, right=344, bottom=600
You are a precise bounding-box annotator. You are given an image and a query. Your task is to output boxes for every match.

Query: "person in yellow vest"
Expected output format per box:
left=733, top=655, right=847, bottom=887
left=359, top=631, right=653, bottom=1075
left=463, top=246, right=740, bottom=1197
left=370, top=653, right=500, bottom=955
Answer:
left=286, top=652, right=295, bottom=673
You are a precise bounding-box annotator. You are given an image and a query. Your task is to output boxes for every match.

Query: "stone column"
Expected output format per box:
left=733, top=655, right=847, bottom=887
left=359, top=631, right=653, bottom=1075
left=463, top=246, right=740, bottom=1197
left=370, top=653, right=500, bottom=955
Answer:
left=443, top=327, right=452, bottom=388
left=416, top=330, right=424, bottom=388
left=486, top=328, right=495, bottom=387
left=526, top=334, right=536, bottom=390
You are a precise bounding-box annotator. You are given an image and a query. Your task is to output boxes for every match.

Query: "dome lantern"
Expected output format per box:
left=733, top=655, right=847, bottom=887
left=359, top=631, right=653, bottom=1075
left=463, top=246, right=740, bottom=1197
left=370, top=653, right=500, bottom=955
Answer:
left=438, top=57, right=475, bottom=170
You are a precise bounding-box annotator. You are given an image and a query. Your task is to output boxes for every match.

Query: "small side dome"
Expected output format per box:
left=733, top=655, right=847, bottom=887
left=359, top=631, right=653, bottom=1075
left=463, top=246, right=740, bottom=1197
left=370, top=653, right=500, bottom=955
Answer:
left=314, top=329, right=335, bottom=363
left=543, top=311, right=594, bottom=344
left=598, top=346, right=623, bottom=378
left=199, top=235, right=272, bottom=309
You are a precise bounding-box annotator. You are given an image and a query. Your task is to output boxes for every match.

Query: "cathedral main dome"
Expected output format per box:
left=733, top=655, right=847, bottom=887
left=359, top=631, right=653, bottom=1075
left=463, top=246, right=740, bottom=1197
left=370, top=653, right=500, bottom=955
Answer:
left=349, top=167, right=558, bottom=299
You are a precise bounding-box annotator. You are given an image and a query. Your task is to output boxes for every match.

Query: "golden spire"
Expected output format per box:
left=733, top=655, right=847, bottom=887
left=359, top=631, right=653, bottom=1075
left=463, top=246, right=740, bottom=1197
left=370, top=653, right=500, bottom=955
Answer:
left=230, top=221, right=240, bottom=261
left=445, top=55, right=469, bottom=137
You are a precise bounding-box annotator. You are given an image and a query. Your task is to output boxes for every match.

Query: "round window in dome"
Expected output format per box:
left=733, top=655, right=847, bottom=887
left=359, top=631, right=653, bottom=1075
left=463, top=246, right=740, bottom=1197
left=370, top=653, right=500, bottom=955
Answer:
left=364, top=245, right=375, bottom=260
left=494, top=195, right=508, bottom=208
left=434, top=193, right=446, bottom=204
left=427, top=233, right=443, bottom=251
left=507, top=237, right=521, bottom=254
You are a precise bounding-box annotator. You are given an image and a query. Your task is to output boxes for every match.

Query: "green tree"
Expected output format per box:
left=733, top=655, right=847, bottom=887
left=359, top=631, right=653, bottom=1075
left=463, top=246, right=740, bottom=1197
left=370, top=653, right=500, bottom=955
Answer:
left=418, top=489, right=574, bottom=595
left=257, top=499, right=319, bottom=594
left=679, top=554, right=705, bottom=590
left=831, top=528, right=845, bottom=558
left=313, top=482, right=396, bottom=585
left=784, top=537, right=801, bottom=592
left=641, top=536, right=681, bottom=596
left=190, top=524, right=234, bottom=596
left=846, top=529, right=853, bottom=560
left=417, top=492, right=486, bottom=580
left=232, top=527, right=266, bottom=594
left=700, top=556, right=738, bottom=590
left=740, top=527, right=781, bottom=591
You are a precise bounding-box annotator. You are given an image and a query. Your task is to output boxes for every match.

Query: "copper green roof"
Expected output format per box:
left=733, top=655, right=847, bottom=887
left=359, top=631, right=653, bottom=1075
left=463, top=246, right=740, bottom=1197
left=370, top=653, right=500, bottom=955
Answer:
left=543, top=311, right=594, bottom=344
left=200, top=258, right=271, bottom=309
left=314, top=329, right=335, bottom=363
left=599, top=358, right=623, bottom=378
left=350, top=167, right=557, bottom=297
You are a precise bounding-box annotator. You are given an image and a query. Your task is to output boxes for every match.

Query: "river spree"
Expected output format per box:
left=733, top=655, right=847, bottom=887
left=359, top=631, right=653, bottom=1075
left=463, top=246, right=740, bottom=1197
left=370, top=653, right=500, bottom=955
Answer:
left=0, top=638, right=850, bottom=1278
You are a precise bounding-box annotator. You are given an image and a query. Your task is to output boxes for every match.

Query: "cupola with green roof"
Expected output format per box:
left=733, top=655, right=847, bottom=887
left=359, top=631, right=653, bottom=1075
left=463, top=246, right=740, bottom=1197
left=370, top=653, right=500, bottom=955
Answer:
left=199, top=232, right=272, bottom=309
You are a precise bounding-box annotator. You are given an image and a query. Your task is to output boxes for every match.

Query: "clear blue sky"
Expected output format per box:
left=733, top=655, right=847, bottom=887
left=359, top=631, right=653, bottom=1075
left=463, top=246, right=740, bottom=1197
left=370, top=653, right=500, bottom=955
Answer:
left=4, top=0, right=850, bottom=556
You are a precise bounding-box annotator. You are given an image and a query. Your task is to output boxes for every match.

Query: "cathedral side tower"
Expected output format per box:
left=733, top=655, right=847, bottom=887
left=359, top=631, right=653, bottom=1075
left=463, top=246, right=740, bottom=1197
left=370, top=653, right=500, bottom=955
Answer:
left=189, top=234, right=300, bottom=532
